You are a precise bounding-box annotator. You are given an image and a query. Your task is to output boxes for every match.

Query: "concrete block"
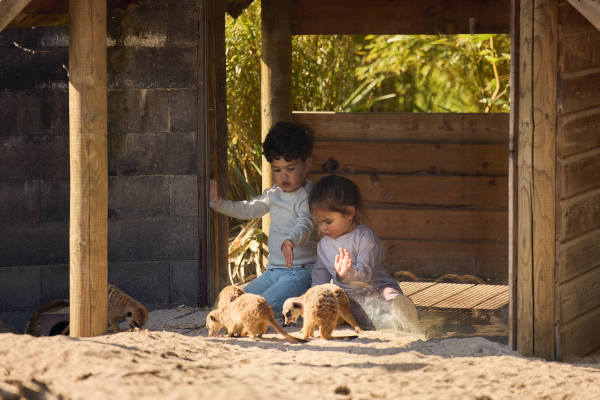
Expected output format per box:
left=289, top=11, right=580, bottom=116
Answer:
left=30, top=135, right=68, bottom=179
left=168, top=2, right=198, bottom=47
left=109, top=131, right=197, bottom=176
left=0, top=89, right=68, bottom=135
left=107, top=47, right=196, bottom=89
left=0, top=26, right=68, bottom=48
left=108, top=217, right=171, bottom=262
left=169, top=89, right=196, bottom=131
left=108, top=89, right=169, bottom=133
left=109, top=175, right=170, bottom=219
left=170, top=261, right=199, bottom=305
left=0, top=137, right=33, bottom=178
left=40, top=179, right=69, bottom=221
left=167, top=216, right=199, bottom=260
left=108, top=261, right=171, bottom=306
left=0, top=265, right=41, bottom=311
left=0, top=47, right=68, bottom=90
left=108, top=2, right=168, bottom=48
left=0, top=222, right=68, bottom=266
left=39, top=264, right=69, bottom=306
left=170, top=175, right=198, bottom=217
left=0, top=179, right=41, bottom=223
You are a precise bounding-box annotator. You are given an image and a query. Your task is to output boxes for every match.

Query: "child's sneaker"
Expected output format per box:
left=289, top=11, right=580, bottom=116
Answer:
left=392, top=295, right=419, bottom=332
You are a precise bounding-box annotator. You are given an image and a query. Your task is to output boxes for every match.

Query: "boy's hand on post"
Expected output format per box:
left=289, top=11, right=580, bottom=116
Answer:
left=282, top=239, right=295, bottom=268
left=209, top=179, right=219, bottom=203
left=334, top=248, right=352, bottom=278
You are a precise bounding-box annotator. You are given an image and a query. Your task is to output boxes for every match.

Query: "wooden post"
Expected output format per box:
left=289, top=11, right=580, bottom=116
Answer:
left=508, top=0, right=520, bottom=351
left=68, top=0, right=108, bottom=337
left=531, top=0, right=557, bottom=361
left=517, top=0, right=558, bottom=360
left=260, top=0, right=293, bottom=236
left=204, top=0, right=229, bottom=304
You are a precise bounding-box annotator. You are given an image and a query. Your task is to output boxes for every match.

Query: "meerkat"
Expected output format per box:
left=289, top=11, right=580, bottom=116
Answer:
left=206, top=293, right=305, bottom=344
left=284, top=284, right=359, bottom=340
left=107, top=284, right=148, bottom=333
left=283, top=283, right=361, bottom=334
left=215, top=285, right=245, bottom=309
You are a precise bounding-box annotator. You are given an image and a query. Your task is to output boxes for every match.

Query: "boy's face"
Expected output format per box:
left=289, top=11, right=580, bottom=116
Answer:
left=270, top=157, right=311, bottom=192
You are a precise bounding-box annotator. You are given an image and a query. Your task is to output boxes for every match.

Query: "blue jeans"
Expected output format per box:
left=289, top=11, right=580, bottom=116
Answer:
left=243, top=266, right=312, bottom=313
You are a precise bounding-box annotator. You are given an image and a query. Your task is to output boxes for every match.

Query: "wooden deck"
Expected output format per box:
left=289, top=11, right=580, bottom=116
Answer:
left=399, top=282, right=510, bottom=342
left=399, top=281, right=509, bottom=311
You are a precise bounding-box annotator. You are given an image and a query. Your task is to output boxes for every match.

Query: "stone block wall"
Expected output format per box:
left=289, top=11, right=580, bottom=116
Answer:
left=0, top=0, right=202, bottom=332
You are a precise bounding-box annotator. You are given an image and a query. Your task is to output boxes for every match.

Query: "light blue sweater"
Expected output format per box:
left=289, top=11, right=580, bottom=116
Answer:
left=210, top=180, right=317, bottom=269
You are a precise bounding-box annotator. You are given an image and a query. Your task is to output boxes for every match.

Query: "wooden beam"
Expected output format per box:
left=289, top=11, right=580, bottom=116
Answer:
left=293, top=0, right=511, bottom=35
left=517, top=0, right=534, bottom=357
left=205, top=0, right=229, bottom=304
left=566, top=0, right=600, bottom=31
left=508, top=0, right=521, bottom=350
left=260, top=0, right=292, bottom=235
left=0, top=0, right=32, bottom=32
left=68, top=0, right=108, bottom=337
left=532, top=0, right=557, bottom=361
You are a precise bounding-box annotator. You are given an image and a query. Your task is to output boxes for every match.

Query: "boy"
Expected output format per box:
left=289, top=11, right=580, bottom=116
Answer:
left=209, top=122, right=316, bottom=312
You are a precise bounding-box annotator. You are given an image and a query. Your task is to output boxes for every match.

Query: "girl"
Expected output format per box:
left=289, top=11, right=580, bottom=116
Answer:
left=308, top=159, right=418, bottom=331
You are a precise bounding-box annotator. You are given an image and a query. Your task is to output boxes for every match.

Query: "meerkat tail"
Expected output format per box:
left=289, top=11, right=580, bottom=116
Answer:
left=267, top=316, right=307, bottom=343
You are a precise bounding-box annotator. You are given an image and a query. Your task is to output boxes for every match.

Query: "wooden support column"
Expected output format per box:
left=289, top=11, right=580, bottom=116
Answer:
left=68, top=0, right=108, bottom=337
left=517, top=0, right=558, bottom=360
left=508, top=0, right=520, bottom=351
left=203, top=0, right=229, bottom=304
left=261, top=0, right=293, bottom=235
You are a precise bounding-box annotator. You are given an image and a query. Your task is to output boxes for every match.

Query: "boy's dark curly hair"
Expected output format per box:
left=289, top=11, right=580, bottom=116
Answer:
left=262, top=122, right=314, bottom=162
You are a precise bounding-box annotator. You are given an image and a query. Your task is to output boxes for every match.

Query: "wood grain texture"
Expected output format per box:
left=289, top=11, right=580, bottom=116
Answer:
left=558, top=266, right=600, bottom=325
left=205, top=0, right=229, bottom=304
left=566, top=0, right=600, bottom=31
left=383, top=239, right=508, bottom=282
left=362, top=208, right=507, bottom=242
left=293, top=112, right=509, bottom=144
left=0, top=0, right=32, bottom=32
left=559, top=306, right=600, bottom=357
left=68, top=0, right=108, bottom=337
left=560, top=71, right=600, bottom=114
left=532, top=0, right=557, bottom=361
left=517, top=0, right=534, bottom=356
left=558, top=108, right=600, bottom=158
left=559, top=188, right=600, bottom=241
left=559, top=148, right=600, bottom=199
left=558, top=227, right=600, bottom=283
left=292, top=0, right=510, bottom=34
left=311, top=142, right=508, bottom=176
left=308, top=173, right=507, bottom=209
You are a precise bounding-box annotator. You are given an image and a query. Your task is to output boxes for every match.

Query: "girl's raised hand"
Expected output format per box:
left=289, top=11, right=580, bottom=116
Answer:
left=334, top=248, right=352, bottom=278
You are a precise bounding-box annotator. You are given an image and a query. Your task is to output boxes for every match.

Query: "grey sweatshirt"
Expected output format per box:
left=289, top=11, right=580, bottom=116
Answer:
left=311, top=224, right=401, bottom=297
left=210, top=181, right=316, bottom=269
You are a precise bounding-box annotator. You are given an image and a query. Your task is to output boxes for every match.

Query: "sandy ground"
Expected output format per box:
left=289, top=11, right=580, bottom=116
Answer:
left=1, top=307, right=599, bottom=400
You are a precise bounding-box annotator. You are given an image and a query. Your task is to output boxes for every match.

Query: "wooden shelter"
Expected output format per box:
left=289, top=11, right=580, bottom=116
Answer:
left=2, top=0, right=600, bottom=360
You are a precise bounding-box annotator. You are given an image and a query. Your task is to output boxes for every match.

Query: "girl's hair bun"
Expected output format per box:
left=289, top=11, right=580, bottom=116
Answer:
left=322, top=157, right=339, bottom=174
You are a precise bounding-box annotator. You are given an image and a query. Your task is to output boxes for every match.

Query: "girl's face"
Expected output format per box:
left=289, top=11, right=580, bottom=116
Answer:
left=270, top=157, right=312, bottom=193
left=312, top=206, right=356, bottom=240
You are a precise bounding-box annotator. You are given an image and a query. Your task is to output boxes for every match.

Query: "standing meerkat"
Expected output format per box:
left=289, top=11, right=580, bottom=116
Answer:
left=108, top=284, right=148, bottom=332
left=215, top=285, right=245, bottom=309
left=206, top=293, right=305, bottom=344
left=283, top=284, right=359, bottom=340
left=283, top=283, right=361, bottom=335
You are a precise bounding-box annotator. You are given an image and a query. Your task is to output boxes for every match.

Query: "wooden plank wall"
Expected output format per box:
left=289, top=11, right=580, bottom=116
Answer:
left=294, top=112, right=509, bottom=283
left=556, top=0, right=600, bottom=358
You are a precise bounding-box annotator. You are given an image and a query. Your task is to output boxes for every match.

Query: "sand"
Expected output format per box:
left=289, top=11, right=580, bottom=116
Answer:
left=1, top=307, right=599, bottom=400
